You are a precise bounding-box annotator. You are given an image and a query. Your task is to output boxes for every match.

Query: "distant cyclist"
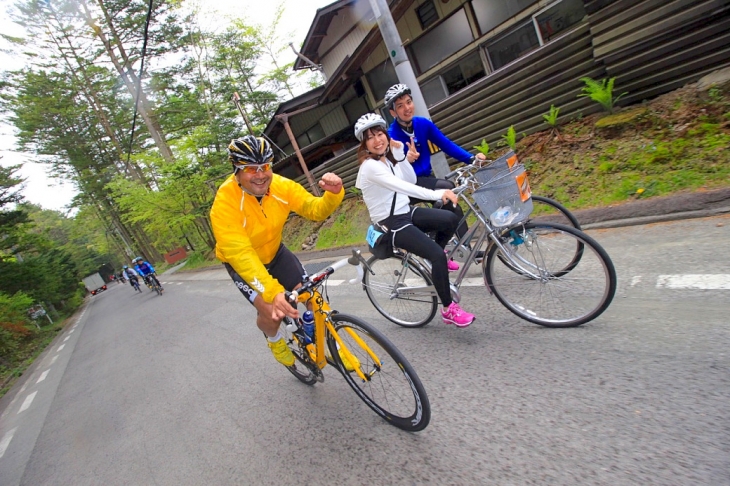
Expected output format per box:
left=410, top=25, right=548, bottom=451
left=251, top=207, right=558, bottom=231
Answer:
left=385, top=83, right=487, bottom=255
left=122, top=265, right=141, bottom=292
left=133, top=257, right=163, bottom=292
left=210, top=135, right=344, bottom=367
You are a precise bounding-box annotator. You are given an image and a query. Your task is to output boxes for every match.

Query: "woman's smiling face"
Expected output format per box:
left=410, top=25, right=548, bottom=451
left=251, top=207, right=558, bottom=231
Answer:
left=364, top=128, right=389, bottom=156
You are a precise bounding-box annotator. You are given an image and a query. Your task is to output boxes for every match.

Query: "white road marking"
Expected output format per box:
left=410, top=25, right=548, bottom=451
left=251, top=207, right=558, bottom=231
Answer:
left=63, top=336, right=70, bottom=342
left=18, top=391, right=37, bottom=414
left=57, top=344, right=65, bottom=352
left=0, top=428, right=17, bottom=459
left=630, top=276, right=642, bottom=287
left=656, top=274, right=730, bottom=290
left=50, top=355, right=58, bottom=365
left=37, top=370, right=50, bottom=383
left=176, top=282, right=183, bottom=285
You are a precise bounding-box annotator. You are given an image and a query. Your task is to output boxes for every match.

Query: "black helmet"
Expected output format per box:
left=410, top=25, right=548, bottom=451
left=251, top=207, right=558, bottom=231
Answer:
left=228, top=135, right=274, bottom=167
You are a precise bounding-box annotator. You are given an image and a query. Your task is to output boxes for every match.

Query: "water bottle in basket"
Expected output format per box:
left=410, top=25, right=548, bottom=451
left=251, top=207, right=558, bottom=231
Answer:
left=490, top=206, right=516, bottom=227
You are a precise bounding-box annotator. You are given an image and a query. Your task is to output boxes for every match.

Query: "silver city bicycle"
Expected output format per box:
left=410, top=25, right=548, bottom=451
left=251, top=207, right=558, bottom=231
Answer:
left=361, top=158, right=617, bottom=329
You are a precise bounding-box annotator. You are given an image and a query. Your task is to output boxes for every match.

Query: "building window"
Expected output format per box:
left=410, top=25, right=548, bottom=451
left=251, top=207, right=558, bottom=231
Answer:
left=480, top=0, right=585, bottom=71
left=343, top=96, right=370, bottom=126
left=442, top=52, right=485, bottom=94
left=484, top=21, right=539, bottom=70
left=416, top=1, right=439, bottom=30
left=535, top=0, right=586, bottom=42
left=421, top=76, right=448, bottom=107
left=365, top=60, right=399, bottom=104
left=296, top=122, right=325, bottom=147
left=381, top=106, right=396, bottom=125
left=409, top=8, right=473, bottom=74
left=420, top=52, right=486, bottom=106
left=472, top=0, right=537, bottom=34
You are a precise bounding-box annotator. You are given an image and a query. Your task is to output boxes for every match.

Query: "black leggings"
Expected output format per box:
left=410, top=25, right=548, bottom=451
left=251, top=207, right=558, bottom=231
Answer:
left=392, top=207, right=459, bottom=307
left=411, top=176, right=468, bottom=241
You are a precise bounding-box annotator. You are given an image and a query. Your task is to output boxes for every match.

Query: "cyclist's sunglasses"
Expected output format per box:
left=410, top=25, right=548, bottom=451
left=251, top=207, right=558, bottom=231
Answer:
left=235, top=162, right=273, bottom=174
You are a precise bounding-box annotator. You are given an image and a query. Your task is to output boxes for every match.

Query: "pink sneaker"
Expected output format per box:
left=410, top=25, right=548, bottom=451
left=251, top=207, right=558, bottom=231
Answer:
left=441, top=302, right=475, bottom=327
left=445, top=250, right=459, bottom=272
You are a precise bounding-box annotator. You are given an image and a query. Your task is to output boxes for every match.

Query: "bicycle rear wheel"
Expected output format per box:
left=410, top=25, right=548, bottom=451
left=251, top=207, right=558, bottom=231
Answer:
left=529, top=195, right=581, bottom=229
left=363, top=255, right=438, bottom=328
left=327, top=313, right=430, bottom=431
left=484, top=222, right=616, bottom=327
left=279, top=319, right=319, bottom=385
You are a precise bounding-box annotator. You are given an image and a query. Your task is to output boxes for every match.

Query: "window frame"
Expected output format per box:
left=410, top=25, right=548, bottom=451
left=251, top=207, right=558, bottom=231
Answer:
left=416, top=0, right=439, bottom=30
left=479, top=0, right=585, bottom=72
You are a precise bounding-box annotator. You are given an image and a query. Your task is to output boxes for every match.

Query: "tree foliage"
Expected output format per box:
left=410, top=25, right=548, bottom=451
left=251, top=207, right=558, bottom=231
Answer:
left=0, top=1, right=323, bottom=299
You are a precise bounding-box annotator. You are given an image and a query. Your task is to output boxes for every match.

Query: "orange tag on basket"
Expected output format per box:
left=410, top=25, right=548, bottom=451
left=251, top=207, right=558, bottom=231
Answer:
left=507, top=154, right=518, bottom=168
left=515, top=172, right=531, bottom=202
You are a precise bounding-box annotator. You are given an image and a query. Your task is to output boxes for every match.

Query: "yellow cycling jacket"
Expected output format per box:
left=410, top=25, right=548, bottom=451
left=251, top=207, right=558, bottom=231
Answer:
left=210, top=173, right=344, bottom=303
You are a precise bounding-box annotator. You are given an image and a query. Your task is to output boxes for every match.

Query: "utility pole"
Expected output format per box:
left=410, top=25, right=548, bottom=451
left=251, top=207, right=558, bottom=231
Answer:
left=367, top=0, right=450, bottom=177
left=276, top=113, right=321, bottom=196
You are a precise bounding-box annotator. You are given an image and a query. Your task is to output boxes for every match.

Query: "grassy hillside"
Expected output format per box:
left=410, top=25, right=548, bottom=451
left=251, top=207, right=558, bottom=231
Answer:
left=283, top=80, right=730, bottom=252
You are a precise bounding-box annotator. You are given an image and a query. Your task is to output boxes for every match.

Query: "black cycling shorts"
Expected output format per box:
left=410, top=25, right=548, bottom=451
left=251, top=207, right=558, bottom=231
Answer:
left=224, top=244, right=306, bottom=305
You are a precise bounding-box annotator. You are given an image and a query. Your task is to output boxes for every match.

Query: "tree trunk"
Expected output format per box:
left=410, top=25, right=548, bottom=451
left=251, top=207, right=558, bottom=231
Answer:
left=45, top=10, right=150, bottom=185
left=80, top=0, right=176, bottom=165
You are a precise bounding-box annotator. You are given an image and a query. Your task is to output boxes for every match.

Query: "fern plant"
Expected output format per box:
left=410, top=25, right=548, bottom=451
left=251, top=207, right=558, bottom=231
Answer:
left=543, top=104, right=560, bottom=128
left=502, top=125, right=517, bottom=151
left=578, top=77, right=627, bottom=114
left=472, top=139, right=490, bottom=156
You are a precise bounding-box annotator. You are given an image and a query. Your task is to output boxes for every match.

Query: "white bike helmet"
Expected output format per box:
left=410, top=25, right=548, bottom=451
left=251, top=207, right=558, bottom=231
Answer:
left=384, top=83, right=411, bottom=109
left=354, top=113, right=387, bottom=141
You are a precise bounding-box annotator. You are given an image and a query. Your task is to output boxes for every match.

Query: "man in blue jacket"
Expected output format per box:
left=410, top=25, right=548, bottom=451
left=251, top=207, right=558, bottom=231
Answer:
left=133, top=257, right=163, bottom=292
left=385, top=83, right=486, bottom=250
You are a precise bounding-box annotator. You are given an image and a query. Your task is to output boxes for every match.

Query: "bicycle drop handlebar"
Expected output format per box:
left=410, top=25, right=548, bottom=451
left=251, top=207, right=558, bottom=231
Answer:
left=286, top=249, right=368, bottom=303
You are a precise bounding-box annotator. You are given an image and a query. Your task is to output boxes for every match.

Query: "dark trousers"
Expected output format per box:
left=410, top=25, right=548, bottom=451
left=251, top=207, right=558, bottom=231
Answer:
left=392, top=207, right=459, bottom=307
left=411, top=176, right=468, bottom=241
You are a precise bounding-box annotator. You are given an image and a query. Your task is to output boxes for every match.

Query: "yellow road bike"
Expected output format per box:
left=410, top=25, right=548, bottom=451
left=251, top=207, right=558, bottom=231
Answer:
left=279, top=249, right=430, bottom=432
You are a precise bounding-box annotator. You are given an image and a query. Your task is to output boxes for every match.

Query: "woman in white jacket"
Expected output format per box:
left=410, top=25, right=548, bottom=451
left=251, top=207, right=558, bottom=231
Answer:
left=354, top=113, right=475, bottom=327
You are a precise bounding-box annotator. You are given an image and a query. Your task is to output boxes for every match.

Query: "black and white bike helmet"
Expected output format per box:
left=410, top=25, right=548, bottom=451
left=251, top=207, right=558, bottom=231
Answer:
left=228, top=135, right=274, bottom=167
left=384, top=83, right=411, bottom=109
left=354, top=113, right=388, bottom=141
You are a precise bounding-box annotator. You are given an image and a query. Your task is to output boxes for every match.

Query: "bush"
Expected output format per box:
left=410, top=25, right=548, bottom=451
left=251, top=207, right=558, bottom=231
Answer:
left=0, top=292, right=36, bottom=357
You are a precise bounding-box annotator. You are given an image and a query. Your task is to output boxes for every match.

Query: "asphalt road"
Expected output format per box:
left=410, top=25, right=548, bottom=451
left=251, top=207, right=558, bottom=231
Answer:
left=1, top=215, right=728, bottom=485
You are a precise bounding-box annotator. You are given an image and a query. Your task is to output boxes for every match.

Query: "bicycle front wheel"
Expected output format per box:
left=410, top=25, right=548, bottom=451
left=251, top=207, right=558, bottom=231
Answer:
left=363, top=255, right=438, bottom=328
left=484, top=222, right=616, bottom=327
left=327, top=313, right=430, bottom=432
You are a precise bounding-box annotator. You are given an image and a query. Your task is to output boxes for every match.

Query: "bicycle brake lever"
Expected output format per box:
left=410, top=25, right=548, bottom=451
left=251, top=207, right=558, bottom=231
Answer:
left=351, top=248, right=374, bottom=275
left=285, top=290, right=298, bottom=303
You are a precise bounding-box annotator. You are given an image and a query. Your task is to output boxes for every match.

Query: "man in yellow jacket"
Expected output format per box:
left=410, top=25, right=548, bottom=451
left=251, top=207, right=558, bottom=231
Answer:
left=210, top=135, right=344, bottom=366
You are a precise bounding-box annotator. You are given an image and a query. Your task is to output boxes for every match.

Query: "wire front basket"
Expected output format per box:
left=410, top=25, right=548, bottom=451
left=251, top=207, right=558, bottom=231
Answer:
left=472, top=162, right=533, bottom=227
left=474, top=150, right=519, bottom=185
